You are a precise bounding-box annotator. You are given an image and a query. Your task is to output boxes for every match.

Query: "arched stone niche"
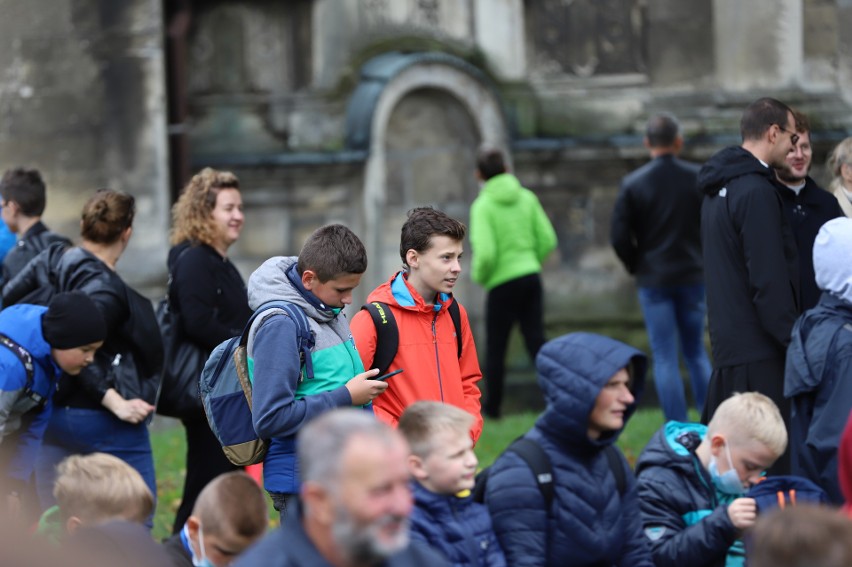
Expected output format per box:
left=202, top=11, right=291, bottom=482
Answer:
left=345, top=52, right=509, bottom=309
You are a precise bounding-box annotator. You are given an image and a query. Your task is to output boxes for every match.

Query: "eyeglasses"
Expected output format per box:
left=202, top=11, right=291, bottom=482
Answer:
left=776, top=124, right=800, bottom=146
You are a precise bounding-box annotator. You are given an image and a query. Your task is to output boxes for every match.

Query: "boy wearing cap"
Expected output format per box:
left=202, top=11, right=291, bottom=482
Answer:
left=785, top=216, right=852, bottom=503
left=0, top=291, right=106, bottom=516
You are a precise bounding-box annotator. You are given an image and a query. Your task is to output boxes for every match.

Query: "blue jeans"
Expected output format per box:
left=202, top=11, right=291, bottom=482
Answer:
left=637, top=284, right=712, bottom=422
left=35, top=407, right=157, bottom=517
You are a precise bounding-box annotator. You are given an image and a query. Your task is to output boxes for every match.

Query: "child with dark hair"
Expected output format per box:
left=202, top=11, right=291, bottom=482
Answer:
left=246, top=224, right=387, bottom=519
left=351, top=207, right=484, bottom=441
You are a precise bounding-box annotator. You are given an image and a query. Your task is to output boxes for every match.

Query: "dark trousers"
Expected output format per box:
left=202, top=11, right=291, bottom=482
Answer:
left=171, top=414, right=239, bottom=534
left=700, top=356, right=791, bottom=475
left=483, top=274, right=546, bottom=418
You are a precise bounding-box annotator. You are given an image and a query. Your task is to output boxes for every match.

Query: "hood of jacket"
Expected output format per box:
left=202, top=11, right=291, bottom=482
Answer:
left=635, top=421, right=706, bottom=477
left=0, top=304, right=56, bottom=372
left=480, top=173, right=524, bottom=205
left=785, top=293, right=852, bottom=398
left=247, top=256, right=339, bottom=323
left=535, top=332, right=646, bottom=450
left=813, top=217, right=852, bottom=304
left=698, top=146, right=775, bottom=197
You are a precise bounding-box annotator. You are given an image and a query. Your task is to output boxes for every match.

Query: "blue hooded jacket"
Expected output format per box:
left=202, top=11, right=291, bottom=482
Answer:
left=484, top=333, right=652, bottom=567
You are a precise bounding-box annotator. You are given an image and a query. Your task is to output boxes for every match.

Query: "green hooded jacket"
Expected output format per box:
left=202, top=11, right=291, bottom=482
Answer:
left=470, top=173, right=557, bottom=290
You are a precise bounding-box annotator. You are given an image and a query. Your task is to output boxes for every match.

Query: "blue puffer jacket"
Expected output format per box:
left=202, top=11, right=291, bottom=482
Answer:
left=785, top=291, right=852, bottom=504
left=410, top=481, right=505, bottom=567
left=0, top=304, right=61, bottom=487
left=634, top=422, right=741, bottom=567
left=484, top=333, right=653, bottom=567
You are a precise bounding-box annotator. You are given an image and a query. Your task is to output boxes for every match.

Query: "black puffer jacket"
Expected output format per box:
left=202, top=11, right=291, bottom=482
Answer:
left=3, top=245, right=162, bottom=408
left=699, top=146, right=800, bottom=366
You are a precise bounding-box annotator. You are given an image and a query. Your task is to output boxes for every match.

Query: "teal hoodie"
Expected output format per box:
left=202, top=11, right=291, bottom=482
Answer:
left=469, top=173, right=557, bottom=290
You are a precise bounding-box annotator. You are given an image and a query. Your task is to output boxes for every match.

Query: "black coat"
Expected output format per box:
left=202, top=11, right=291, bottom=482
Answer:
left=611, top=154, right=704, bottom=287
left=699, top=146, right=800, bottom=367
left=776, top=177, right=844, bottom=312
left=0, top=221, right=71, bottom=288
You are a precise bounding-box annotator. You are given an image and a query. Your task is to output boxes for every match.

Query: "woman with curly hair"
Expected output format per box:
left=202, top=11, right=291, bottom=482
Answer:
left=167, top=167, right=251, bottom=533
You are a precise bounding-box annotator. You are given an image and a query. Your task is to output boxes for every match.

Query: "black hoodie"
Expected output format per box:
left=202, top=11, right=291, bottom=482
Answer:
left=698, top=146, right=799, bottom=366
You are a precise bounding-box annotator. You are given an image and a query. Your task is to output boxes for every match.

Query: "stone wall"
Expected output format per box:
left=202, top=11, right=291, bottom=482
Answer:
left=0, top=0, right=170, bottom=286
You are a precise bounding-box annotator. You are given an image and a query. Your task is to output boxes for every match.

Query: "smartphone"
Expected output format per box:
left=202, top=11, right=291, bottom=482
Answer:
left=374, top=368, right=404, bottom=381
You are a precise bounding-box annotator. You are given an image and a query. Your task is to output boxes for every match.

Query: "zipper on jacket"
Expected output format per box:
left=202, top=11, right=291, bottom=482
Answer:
left=432, top=313, right=444, bottom=401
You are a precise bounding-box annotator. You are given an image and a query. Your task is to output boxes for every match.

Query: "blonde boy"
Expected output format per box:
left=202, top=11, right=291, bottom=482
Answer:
left=52, top=453, right=154, bottom=534
left=635, top=392, right=787, bottom=567
left=398, top=401, right=505, bottom=567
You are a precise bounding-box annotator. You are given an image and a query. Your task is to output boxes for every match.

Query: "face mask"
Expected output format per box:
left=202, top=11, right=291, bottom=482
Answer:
left=709, top=441, right=744, bottom=496
left=192, top=523, right=215, bottom=567
left=331, top=307, right=343, bottom=315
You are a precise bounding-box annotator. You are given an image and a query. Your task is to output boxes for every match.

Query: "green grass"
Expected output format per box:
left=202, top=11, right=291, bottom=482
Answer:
left=150, top=407, right=698, bottom=540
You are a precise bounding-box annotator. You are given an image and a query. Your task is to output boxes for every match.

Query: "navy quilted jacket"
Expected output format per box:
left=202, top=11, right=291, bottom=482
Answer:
left=410, top=481, right=506, bottom=567
left=484, top=333, right=653, bottom=567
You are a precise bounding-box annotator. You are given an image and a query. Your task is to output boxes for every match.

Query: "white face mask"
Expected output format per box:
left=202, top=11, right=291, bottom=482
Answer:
left=708, top=441, right=745, bottom=496
left=192, top=523, right=215, bottom=567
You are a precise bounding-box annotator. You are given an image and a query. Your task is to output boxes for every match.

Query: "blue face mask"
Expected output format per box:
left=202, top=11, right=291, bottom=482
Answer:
left=192, top=523, right=215, bottom=567
left=709, top=441, right=745, bottom=496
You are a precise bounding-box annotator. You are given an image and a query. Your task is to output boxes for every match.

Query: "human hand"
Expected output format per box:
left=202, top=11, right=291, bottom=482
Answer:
left=102, top=389, right=155, bottom=424
left=345, top=369, right=389, bottom=406
left=727, top=497, right=757, bottom=530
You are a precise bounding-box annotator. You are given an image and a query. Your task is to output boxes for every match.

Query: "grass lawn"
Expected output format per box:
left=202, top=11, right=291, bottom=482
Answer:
left=150, top=406, right=698, bottom=540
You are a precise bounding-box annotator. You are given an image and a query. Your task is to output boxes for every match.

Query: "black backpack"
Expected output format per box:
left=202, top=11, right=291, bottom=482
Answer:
left=360, top=300, right=462, bottom=374
left=471, top=437, right=627, bottom=509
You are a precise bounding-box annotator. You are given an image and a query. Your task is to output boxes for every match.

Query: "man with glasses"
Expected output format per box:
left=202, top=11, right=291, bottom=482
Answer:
left=697, top=97, right=800, bottom=475
left=774, top=111, right=843, bottom=312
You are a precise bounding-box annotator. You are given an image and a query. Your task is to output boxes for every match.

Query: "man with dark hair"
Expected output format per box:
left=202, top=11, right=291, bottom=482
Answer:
left=775, top=111, right=843, bottom=312
left=351, top=207, right=484, bottom=440
left=467, top=148, right=557, bottom=419
left=0, top=168, right=71, bottom=286
left=699, top=97, right=800, bottom=473
left=611, top=113, right=711, bottom=422
left=235, top=409, right=448, bottom=567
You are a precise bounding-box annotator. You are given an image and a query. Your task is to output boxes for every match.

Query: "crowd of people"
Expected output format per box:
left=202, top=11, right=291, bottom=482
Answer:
left=1, top=95, right=852, bottom=566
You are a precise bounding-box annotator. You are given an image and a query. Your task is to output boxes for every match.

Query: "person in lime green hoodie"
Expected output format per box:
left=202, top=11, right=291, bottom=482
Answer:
left=469, top=148, right=558, bottom=418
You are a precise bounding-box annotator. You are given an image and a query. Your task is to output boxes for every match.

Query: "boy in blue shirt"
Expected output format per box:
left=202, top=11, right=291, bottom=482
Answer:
left=398, top=401, right=505, bottom=567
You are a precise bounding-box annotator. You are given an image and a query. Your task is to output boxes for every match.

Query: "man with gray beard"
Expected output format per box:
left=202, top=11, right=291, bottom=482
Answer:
left=234, top=409, right=447, bottom=567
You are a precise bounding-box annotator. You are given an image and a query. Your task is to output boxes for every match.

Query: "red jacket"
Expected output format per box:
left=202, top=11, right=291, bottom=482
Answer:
left=351, top=272, right=483, bottom=441
left=840, top=410, right=852, bottom=518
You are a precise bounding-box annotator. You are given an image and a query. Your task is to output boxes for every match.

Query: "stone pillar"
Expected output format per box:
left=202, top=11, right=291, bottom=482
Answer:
left=474, top=0, right=525, bottom=80
left=837, top=1, right=852, bottom=105
left=713, top=0, right=803, bottom=89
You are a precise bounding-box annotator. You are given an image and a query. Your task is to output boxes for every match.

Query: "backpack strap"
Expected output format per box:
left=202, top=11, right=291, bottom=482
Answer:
left=0, top=333, right=44, bottom=411
left=447, top=299, right=463, bottom=359
left=246, top=301, right=316, bottom=381
left=362, top=302, right=398, bottom=376
left=604, top=444, right=627, bottom=495
left=507, top=437, right=554, bottom=509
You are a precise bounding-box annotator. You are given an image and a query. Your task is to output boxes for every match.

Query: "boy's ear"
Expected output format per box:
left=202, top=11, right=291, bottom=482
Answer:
left=405, top=249, right=419, bottom=270
left=301, top=269, right=318, bottom=290
left=407, top=454, right=428, bottom=481
left=65, top=515, right=83, bottom=535
left=708, top=433, right=726, bottom=454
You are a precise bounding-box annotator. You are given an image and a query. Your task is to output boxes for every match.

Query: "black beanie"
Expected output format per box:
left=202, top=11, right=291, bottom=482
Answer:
left=42, top=291, right=107, bottom=349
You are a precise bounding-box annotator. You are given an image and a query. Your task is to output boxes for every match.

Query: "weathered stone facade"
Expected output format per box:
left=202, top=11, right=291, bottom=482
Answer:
left=3, top=0, right=852, bottom=332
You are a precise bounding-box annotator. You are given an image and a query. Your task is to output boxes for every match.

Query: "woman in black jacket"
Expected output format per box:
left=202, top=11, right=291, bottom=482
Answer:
left=3, top=189, right=163, bottom=511
left=167, top=168, right=252, bottom=533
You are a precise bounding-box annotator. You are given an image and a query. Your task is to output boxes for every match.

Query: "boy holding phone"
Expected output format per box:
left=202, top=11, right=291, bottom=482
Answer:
left=351, top=207, right=484, bottom=441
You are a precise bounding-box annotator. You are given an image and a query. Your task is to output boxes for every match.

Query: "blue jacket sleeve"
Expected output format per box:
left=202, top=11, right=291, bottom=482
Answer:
left=250, top=314, right=351, bottom=439
left=485, top=451, right=548, bottom=567
left=616, top=462, right=655, bottom=567
left=638, top=470, right=738, bottom=567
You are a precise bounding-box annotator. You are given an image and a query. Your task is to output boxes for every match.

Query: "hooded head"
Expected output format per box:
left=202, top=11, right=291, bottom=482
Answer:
left=535, top=332, right=646, bottom=448
left=814, top=217, right=852, bottom=304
